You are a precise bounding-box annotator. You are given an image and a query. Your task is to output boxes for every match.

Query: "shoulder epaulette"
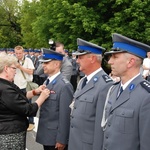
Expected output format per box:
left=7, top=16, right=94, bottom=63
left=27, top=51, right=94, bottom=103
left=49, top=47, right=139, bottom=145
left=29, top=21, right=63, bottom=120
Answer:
left=102, top=75, right=113, bottom=83
left=140, top=81, right=150, bottom=93
left=62, top=78, right=69, bottom=84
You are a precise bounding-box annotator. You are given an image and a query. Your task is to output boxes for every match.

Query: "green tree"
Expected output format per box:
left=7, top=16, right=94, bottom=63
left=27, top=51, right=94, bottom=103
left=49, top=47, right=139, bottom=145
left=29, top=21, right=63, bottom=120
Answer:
left=18, top=0, right=40, bottom=48
left=1, top=0, right=150, bottom=52
left=101, top=0, right=150, bottom=48
left=0, top=0, right=22, bottom=48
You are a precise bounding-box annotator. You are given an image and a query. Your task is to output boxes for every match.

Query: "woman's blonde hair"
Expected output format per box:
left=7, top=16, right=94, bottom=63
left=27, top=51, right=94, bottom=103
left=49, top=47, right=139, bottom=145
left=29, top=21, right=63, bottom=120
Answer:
left=0, top=53, right=17, bottom=73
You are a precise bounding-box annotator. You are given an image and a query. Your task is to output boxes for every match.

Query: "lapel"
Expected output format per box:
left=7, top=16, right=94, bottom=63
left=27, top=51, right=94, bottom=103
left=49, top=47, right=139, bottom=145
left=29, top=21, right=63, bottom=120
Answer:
left=110, top=75, right=143, bottom=112
left=110, top=85, right=130, bottom=112
left=75, top=70, right=102, bottom=98
left=75, top=80, right=95, bottom=98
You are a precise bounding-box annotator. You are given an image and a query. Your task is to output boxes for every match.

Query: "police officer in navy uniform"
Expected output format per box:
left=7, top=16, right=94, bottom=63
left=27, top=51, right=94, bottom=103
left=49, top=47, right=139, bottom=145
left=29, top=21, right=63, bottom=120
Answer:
left=102, top=33, right=150, bottom=150
left=36, top=48, right=74, bottom=150
left=68, top=38, right=113, bottom=150
left=24, top=49, right=30, bottom=58
left=29, top=48, right=36, bottom=63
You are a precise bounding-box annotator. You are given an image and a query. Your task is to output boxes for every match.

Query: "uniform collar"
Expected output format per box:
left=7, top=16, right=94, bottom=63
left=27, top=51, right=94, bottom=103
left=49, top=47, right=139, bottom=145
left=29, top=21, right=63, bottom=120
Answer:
left=86, top=67, right=102, bottom=83
left=48, top=71, right=61, bottom=83
left=121, top=73, right=140, bottom=90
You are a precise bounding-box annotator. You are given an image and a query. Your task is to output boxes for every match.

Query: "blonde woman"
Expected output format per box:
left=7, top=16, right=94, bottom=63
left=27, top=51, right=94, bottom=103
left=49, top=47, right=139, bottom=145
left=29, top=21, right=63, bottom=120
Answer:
left=0, top=53, right=50, bottom=150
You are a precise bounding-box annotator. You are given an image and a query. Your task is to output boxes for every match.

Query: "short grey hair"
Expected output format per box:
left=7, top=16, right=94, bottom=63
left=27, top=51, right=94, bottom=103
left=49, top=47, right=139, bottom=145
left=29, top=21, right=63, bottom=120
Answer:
left=0, top=53, right=18, bottom=73
left=87, top=53, right=102, bottom=63
left=96, top=54, right=102, bottom=62
left=125, top=53, right=143, bottom=67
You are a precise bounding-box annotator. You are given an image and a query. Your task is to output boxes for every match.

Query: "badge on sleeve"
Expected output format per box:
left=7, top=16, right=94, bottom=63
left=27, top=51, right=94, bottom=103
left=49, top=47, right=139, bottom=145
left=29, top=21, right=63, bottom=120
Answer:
left=62, top=78, right=69, bottom=84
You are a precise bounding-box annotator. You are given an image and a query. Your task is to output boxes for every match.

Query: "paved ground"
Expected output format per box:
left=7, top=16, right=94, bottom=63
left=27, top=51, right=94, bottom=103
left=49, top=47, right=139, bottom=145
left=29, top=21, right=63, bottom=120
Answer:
left=26, top=77, right=80, bottom=150
left=26, top=96, right=43, bottom=150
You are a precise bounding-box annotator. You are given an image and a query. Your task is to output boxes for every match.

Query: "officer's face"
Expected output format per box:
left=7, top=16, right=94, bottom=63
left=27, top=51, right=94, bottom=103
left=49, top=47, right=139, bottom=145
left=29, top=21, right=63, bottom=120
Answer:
left=76, top=54, right=92, bottom=75
left=108, top=53, right=128, bottom=77
left=42, top=60, right=60, bottom=76
left=42, top=60, right=55, bottom=75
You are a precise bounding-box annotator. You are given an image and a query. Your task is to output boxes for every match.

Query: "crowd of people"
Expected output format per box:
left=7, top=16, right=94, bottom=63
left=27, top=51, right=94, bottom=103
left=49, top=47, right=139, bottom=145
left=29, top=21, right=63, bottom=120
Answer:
left=0, top=32, right=150, bottom=150
left=0, top=45, right=84, bottom=89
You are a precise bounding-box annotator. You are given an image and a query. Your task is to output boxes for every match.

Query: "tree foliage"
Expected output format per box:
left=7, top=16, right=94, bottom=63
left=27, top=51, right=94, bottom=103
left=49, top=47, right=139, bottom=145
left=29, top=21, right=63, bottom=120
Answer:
left=0, top=0, right=150, bottom=51
left=0, top=0, right=22, bottom=48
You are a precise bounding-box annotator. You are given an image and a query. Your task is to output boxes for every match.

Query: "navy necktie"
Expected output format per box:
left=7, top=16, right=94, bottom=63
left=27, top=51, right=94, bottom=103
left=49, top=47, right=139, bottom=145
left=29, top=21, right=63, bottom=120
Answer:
left=81, top=77, right=87, bottom=89
left=117, top=86, right=123, bottom=98
left=45, top=78, right=50, bottom=86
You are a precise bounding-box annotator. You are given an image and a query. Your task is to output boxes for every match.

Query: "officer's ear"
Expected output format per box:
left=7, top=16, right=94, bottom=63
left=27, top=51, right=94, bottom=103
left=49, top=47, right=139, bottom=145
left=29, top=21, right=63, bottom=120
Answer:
left=127, top=57, right=136, bottom=68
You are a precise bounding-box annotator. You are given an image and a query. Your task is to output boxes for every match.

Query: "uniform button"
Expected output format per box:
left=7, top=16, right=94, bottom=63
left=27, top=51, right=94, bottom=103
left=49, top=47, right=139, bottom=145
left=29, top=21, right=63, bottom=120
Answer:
left=110, top=111, right=113, bottom=114
left=74, top=107, right=76, bottom=109
left=107, top=122, right=111, bottom=126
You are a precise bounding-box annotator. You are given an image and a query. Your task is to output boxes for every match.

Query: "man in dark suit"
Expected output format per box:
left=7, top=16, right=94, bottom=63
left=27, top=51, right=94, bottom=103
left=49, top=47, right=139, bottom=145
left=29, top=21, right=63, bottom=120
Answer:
left=102, top=33, right=150, bottom=150
left=55, top=42, right=72, bottom=81
left=33, top=49, right=43, bottom=85
left=70, top=52, right=79, bottom=91
left=36, top=48, right=74, bottom=150
left=68, top=38, right=113, bottom=150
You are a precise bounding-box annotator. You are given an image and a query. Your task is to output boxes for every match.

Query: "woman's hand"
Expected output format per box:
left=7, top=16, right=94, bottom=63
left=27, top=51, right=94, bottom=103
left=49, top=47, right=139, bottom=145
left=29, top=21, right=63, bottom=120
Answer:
left=36, top=88, right=50, bottom=107
left=34, top=85, right=46, bottom=95
left=39, top=88, right=50, bottom=100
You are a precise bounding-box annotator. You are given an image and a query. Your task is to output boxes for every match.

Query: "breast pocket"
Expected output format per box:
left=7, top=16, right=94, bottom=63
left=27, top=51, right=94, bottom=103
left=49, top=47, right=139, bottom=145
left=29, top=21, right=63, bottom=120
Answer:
left=44, top=94, right=57, bottom=108
left=114, top=108, right=134, bottom=133
left=80, top=95, right=94, bottom=115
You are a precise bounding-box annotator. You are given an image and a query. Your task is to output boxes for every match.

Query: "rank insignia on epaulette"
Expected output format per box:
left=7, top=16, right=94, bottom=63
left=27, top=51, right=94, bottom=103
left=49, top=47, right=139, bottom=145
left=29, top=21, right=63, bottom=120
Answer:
left=62, top=78, right=69, bottom=84
left=102, top=75, right=113, bottom=83
left=140, top=81, right=150, bottom=93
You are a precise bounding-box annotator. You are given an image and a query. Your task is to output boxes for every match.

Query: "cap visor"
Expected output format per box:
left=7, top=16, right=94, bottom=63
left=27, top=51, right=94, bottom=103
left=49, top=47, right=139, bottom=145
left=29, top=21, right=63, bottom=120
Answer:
left=73, top=51, right=88, bottom=56
left=104, top=50, right=127, bottom=55
left=39, top=59, right=52, bottom=62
